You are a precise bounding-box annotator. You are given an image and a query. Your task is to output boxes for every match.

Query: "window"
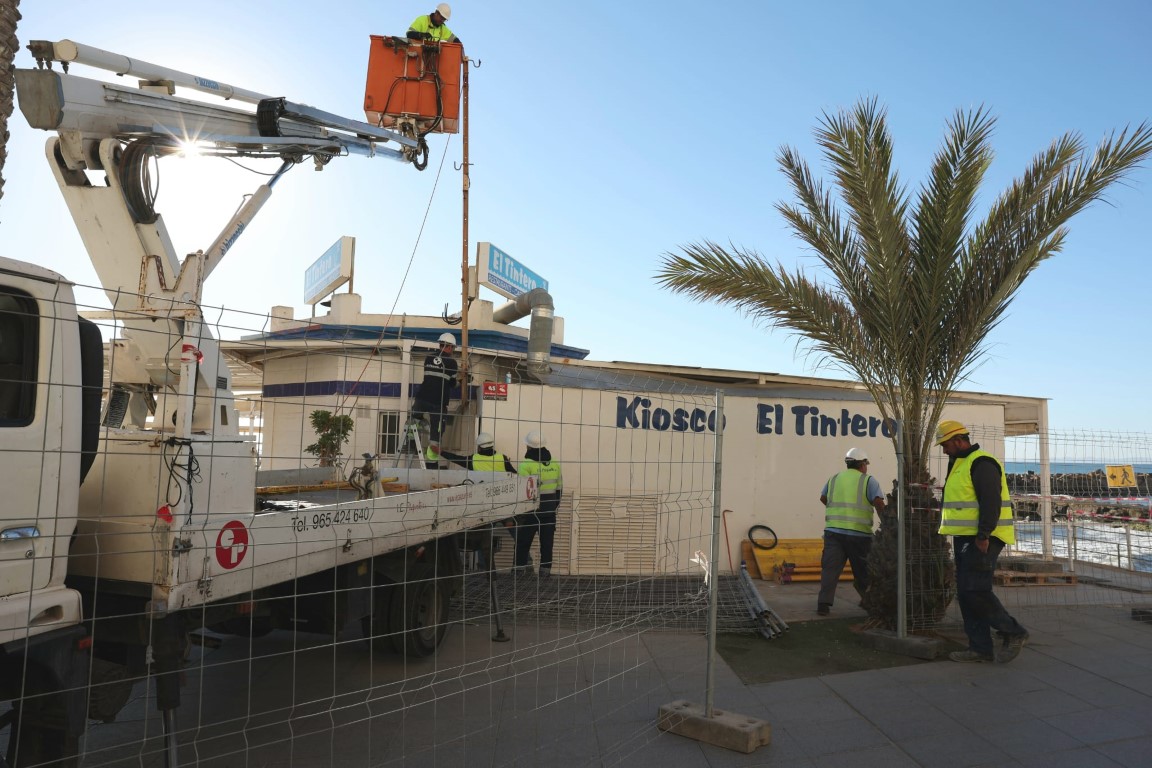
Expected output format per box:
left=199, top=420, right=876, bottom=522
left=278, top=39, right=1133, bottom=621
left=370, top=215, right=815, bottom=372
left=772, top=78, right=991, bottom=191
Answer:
left=0, top=288, right=38, bottom=427
left=377, top=410, right=402, bottom=455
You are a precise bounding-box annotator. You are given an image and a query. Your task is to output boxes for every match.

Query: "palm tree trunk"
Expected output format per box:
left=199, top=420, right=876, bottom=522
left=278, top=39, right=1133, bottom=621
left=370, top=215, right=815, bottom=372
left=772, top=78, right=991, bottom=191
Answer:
left=865, top=456, right=955, bottom=631
left=0, top=0, right=20, bottom=206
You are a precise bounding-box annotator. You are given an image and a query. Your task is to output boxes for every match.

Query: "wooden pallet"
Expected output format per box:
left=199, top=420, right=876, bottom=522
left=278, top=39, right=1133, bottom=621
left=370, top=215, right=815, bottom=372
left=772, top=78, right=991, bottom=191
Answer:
left=739, top=541, right=762, bottom=579
left=995, top=570, right=1078, bottom=587
left=771, top=564, right=853, bottom=584
left=746, top=538, right=854, bottom=583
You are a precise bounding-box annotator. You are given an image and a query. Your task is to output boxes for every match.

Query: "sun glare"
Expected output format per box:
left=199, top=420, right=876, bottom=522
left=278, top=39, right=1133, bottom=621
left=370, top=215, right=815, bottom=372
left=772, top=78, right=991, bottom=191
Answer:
left=177, top=139, right=206, bottom=158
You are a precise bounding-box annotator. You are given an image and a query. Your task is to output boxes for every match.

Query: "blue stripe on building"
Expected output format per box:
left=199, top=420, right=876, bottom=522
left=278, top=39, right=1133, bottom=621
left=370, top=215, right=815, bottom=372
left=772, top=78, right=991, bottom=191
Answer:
left=263, top=381, right=476, bottom=399
left=248, top=325, right=589, bottom=360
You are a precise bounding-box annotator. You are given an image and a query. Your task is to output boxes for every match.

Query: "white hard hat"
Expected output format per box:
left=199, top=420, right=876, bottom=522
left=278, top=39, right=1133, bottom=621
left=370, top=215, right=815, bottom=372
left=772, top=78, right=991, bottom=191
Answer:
left=525, top=430, right=545, bottom=449
left=436, top=3, right=451, bottom=19
left=437, top=332, right=456, bottom=346
left=476, top=432, right=494, bottom=449
left=845, top=447, right=869, bottom=462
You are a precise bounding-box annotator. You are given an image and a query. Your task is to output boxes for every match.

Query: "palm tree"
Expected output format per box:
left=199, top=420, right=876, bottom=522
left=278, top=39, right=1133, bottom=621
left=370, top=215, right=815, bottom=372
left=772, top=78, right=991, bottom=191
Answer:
left=657, top=98, right=1152, bottom=630
left=0, top=0, right=20, bottom=206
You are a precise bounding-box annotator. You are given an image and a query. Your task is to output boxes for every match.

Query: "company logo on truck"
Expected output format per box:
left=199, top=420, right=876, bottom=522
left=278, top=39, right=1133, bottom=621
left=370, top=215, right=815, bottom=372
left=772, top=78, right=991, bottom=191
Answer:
left=215, top=521, right=249, bottom=569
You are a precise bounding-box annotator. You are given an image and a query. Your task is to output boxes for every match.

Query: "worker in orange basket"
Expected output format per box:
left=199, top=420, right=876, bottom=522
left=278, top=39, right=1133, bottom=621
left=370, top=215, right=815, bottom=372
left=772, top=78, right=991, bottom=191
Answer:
left=407, top=3, right=462, bottom=44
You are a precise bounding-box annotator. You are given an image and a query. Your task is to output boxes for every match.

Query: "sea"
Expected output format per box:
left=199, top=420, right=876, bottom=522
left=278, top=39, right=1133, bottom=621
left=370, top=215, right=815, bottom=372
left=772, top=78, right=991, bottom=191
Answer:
left=1015, top=522, right=1152, bottom=574
left=1005, top=462, right=1152, bottom=475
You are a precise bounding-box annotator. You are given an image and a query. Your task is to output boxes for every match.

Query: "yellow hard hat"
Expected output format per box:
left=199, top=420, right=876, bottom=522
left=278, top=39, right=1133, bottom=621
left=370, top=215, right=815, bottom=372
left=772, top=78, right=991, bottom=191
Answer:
left=936, top=420, right=968, bottom=445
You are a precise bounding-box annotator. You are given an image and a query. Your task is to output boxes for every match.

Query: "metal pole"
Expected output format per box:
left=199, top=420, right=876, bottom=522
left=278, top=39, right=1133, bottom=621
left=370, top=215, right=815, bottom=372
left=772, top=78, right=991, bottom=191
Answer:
left=896, top=422, right=907, bottom=639
left=459, top=58, right=471, bottom=407
left=1126, top=523, right=1133, bottom=570
left=1069, top=519, right=1078, bottom=571
left=704, top=391, right=724, bottom=718
left=1038, top=409, right=1053, bottom=559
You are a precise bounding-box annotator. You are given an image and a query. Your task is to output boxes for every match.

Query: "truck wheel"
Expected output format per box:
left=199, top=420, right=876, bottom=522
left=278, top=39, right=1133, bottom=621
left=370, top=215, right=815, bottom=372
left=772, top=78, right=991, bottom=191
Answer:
left=87, top=657, right=134, bottom=723
left=218, top=616, right=275, bottom=638
left=361, top=576, right=397, bottom=655
left=389, top=563, right=449, bottom=658
left=4, top=700, right=80, bottom=768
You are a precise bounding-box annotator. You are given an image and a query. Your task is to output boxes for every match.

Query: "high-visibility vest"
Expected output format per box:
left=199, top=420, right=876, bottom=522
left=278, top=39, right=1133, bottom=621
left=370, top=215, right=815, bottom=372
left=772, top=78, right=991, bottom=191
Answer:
left=409, top=14, right=457, bottom=42
left=518, top=459, right=562, bottom=495
left=472, top=452, right=508, bottom=472
left=824, top=469, right=875, bottom=534
left=939, top=449, right=1015, bottom=544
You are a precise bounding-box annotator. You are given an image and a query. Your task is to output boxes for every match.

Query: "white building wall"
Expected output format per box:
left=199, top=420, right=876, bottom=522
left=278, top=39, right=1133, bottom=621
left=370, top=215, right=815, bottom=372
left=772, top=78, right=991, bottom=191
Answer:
left=483, top=385, right=1005, bottom=576
left=720, top=399, right=1004, bottom=561
left=258, top=358, right=1012, bottom=573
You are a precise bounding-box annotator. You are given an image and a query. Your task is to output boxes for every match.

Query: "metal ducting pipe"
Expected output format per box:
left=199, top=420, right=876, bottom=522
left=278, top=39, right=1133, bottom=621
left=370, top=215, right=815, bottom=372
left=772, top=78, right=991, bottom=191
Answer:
left=492, top=288, right=553, bottom=375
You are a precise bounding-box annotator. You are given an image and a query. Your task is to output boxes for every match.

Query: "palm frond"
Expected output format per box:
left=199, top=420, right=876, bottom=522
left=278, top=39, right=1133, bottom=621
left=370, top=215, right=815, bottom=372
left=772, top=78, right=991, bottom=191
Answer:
left=657, top=101, right=1152, bottom=477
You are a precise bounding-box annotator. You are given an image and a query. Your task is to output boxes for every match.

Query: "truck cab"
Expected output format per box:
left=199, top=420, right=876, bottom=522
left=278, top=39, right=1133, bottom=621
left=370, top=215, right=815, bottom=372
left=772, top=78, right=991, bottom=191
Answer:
left=0, top=257, right=98, bottom=765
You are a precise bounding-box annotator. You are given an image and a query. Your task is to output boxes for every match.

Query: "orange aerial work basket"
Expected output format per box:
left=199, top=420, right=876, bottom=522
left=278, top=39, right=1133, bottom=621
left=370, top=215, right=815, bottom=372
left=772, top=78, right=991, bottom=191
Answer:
left=364, top=36, right=462, bottom=136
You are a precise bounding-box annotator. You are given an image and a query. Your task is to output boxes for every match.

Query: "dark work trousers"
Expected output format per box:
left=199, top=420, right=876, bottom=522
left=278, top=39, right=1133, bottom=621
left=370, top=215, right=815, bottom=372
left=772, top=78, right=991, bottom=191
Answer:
left=818, top=530, right=872, bottom=607
left=513, top=510, right=557, bottom=571
left=411, top=400, right=448, bottom=443
left=954, top=536, right=1027, bottom=656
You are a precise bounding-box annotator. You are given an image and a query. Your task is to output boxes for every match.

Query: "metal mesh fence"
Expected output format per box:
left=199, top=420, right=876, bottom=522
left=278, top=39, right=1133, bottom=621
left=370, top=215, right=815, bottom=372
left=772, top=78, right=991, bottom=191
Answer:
left=0, top=286, right=753, bottom=766
left=7, top=279, right=1152, bottom=765
left=902, top=423, right=1152, bottom=638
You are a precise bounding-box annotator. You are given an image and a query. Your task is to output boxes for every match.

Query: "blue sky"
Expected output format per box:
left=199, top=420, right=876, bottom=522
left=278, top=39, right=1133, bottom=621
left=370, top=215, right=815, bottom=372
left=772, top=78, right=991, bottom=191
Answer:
left=2, top=1, right=1150, bottom=431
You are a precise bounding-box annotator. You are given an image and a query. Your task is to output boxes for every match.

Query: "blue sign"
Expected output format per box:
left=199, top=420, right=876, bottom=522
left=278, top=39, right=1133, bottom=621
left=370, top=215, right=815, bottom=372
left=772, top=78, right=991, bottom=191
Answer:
left=304, top=236, right=354, bottom=304
left=476, top=242, right=548, bottom=299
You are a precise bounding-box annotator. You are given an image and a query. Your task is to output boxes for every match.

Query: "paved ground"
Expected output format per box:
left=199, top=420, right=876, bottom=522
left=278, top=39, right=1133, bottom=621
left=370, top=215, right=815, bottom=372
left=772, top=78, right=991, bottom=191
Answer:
left=59, top=569, right=1152, bottom=767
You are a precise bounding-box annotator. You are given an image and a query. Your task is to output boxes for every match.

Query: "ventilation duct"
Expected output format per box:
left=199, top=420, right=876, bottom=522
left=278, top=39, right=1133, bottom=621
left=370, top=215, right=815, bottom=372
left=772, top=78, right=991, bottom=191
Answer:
left=492, top=288, right=553, bottom=375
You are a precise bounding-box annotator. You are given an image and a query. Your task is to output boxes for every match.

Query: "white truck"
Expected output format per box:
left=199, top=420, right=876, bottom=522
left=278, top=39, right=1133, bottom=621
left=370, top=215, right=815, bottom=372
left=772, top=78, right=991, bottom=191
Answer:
left=0, top=40, right=533, bottom=766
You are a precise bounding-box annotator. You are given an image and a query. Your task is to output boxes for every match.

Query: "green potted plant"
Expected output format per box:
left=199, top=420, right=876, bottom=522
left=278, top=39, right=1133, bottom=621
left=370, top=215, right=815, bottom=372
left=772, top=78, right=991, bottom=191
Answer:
left=304, top=410, right=354, bottom=467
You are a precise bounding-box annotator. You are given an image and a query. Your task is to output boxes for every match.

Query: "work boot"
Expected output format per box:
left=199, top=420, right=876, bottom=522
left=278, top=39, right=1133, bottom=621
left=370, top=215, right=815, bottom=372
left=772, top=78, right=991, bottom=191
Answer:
left=996, top=631, right=1029, bottom=664
left=949, top=650, right=994, bottom=663
left=817, top=603, right=831, bottom=616
left=538, top=567, right=551, bottom=579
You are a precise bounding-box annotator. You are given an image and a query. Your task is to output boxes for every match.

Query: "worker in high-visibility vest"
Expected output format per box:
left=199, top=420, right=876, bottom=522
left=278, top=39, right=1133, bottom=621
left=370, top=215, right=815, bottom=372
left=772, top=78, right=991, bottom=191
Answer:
left=817, top=447, right=885, bottom=616
left=440, top=432, right=516, bottom=473
left=407, top=3, right=462, bottom=44
left=513, top=431, right=563, bottom=578
left=937, top=420, right=1029, bottom=663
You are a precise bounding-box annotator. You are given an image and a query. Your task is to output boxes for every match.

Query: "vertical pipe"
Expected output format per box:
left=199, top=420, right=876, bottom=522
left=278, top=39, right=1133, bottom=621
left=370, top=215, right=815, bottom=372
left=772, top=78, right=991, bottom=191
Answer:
left=1068, top=519, right=1078, bottom=571
left=704, top=390, right=724, bottom=718
left=1039, top=404, right=1053, bottom=558
left=896, top=422, right=907, bottom=639
left=459, top=57, right=471, bottom=407
left=1126, top=523, right=1133, bottom=569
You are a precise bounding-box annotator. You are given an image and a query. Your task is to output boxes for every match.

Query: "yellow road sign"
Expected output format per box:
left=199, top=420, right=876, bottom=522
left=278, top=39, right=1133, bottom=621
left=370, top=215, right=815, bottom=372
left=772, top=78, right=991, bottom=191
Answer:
left=1106, top=465, right=1136, bottom=488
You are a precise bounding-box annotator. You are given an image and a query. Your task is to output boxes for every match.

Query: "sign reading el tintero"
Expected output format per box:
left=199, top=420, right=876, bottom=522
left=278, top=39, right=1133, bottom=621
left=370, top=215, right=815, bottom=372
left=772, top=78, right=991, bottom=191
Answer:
left=305, top=236, right=355, bottom=305
left=476, top=242, right=548, bottom=299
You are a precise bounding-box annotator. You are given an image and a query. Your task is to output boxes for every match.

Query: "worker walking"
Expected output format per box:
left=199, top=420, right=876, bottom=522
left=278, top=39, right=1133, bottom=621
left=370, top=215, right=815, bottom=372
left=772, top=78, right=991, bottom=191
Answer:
left=513, top=431, right=563, bottom=578
left=937, top=420, right=1029, bottom=663
left=408, top=3, right=461, bottom=43
left=817, top=447, right=885, bottom=615
left=440, top=432, right=516, bottom=473
left=411, top=332, right=458, bottom=465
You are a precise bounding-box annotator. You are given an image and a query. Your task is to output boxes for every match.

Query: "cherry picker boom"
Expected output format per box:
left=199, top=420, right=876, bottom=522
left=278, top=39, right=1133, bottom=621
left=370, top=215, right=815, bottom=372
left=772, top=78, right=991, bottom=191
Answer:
left=0, top=40, right=530, bottom=767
